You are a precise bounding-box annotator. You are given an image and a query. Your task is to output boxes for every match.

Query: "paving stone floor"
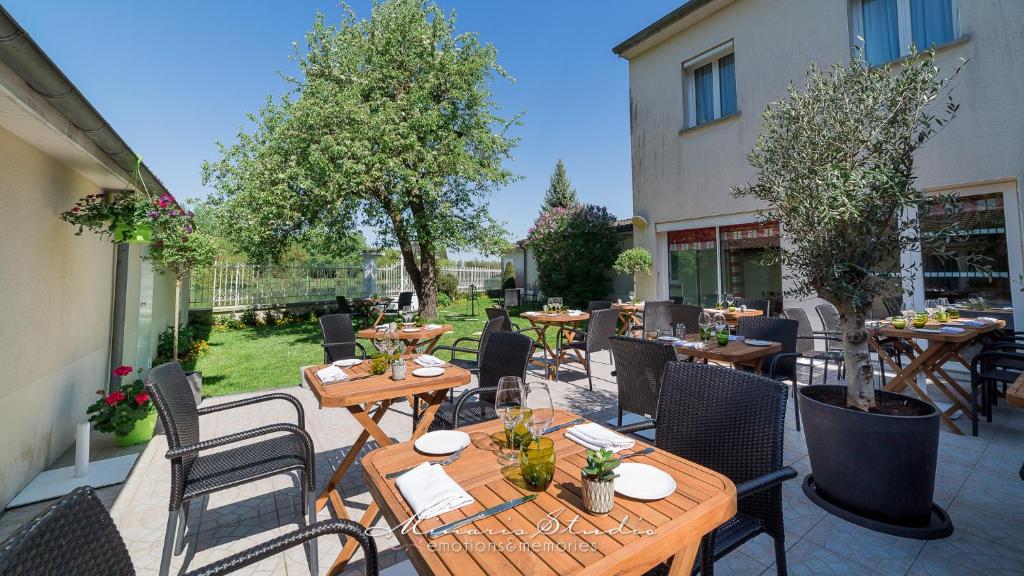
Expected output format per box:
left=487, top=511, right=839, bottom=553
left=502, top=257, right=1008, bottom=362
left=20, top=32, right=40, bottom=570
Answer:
left=3, top=353, right=1022, bottom=575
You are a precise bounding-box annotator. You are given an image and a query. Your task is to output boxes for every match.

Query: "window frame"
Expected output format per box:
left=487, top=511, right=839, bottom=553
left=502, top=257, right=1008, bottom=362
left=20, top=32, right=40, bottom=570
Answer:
left=682, top=40, right=736, bottom=129
left=849, top=0, right=961, bottom=65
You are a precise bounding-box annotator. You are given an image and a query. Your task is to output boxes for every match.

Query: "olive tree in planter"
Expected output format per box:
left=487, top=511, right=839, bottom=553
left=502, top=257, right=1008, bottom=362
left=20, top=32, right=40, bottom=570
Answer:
left=613, top=247, right=652, bottom=301
left=734, top=51, right=975, bottom=538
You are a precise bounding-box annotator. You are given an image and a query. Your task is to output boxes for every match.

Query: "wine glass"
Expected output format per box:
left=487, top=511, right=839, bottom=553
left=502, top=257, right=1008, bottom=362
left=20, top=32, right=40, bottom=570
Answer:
left=698, top=310, right=712, bottom=340
left=375, top=331, right=396, bottom=358
left=400, top=306, right=414, bottom=324
left=725, top=293, right=735, bottom=308
left=495, top=376, right=525, bottom=465
left=523, top=382, right=554, bottom=444
left=937, top=297, right=949, bottom=312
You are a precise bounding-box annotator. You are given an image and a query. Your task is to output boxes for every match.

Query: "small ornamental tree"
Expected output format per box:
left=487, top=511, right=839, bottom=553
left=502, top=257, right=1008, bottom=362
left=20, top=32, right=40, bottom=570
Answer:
left=527, top=204, right=619, bottom=307
left=734, top=51, right=976, bottom=411
left=613, top=247, right=653, bottom=296
left=147, top=198, right=216, bottom=361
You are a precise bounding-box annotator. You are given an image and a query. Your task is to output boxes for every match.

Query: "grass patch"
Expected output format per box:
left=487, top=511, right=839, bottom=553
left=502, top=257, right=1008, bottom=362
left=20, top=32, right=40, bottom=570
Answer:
left=186, top=297, right=557, bottom=398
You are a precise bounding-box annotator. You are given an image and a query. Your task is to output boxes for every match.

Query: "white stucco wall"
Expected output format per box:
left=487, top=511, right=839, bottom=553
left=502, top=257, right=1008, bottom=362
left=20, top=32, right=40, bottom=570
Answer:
left=623, top=0, right=1024, bottom=327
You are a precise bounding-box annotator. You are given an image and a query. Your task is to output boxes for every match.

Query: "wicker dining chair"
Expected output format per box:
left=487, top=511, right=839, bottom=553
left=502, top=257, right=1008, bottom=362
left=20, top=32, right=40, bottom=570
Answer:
left=553, top=308, right=619, bottom=390
left=669, top=304, right=702, bottom=335
left=587, top=300, right=613, bottom=313
left=319, top=313, right=367, bottom=363
left=783, top=307, right=842, bottom=387
left=145, top=363, right=317, bottom=576
left=618, top=362, right=797, bottom=576
left=736, top=317, right=802, bottom=430
left=486, top=307, right=547, bottom=358
left=641, top=300, right=675, bottom=334
left=739, top=298, right=771, bottom=316
left=607, top=336, right=677, bottom=427
left=429, top=331, right=534, bottom=431
left=335, top=295, right=367, bottom=328
left=433, top=316, right=505, bottom=373
left=814, top=302, right=842, bottom=352
left=0, top=486, right=378, bottom=576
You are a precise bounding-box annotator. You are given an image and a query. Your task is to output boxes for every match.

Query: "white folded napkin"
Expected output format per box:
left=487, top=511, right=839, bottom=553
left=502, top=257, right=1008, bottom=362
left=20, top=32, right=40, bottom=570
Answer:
left=424, top=323, right=443, bottom=330
left=523, top=311, right=538, bottom=316
left=316, top=365, right=348, bottom=383
left=415, top=355, right=446, bottom=367
left=940, top=326, right=966, bottom=334
left=676, top=340, right=705, bottom=350
left=567, top=310, right=583, bottom=316
left=728, top=335, right=745, bottom=342
left=565, top=423, right=635, bottom=453
left=395, top=462, right=474, bottom=520
left=978, top=317, right=998, bottom=324
left=960, top=320, right=985, bottom=327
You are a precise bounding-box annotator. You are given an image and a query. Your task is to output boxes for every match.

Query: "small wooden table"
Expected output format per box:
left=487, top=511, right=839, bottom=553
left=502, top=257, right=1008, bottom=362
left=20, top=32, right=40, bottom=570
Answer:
left=357, top=324, right=454, bottom=354
left=672, top=334, right=782, bottom=373
left=703, top=308, right=764, bottom=325
left=611, top=302, right=644, bottom=335
left=1008, top=373, right=1024, bottom=409
left=303, top=356, right=471, bottom=573
left=363, top=410, right=736, bottom=576
left=870, top=319, right=1005, bottom=435
left=520, top=311, right=591, bottom=379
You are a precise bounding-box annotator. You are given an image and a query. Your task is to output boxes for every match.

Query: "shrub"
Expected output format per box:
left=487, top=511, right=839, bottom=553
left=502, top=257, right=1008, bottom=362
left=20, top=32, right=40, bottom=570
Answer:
left=527, top=204, right=619, bottom=308
left=240, top=307, right=260, bottom=326
left=156, top=326, right=209, bottom=364
left=263, top=310, right=280, bottom=326
left=437, top=292, right=452, bottom=308
left=437, top=272, right=459, bottom=299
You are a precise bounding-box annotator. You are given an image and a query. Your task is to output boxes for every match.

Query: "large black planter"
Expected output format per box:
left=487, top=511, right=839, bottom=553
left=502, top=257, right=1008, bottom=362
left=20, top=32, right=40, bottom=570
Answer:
left=799, top=385, right=952, bottom=539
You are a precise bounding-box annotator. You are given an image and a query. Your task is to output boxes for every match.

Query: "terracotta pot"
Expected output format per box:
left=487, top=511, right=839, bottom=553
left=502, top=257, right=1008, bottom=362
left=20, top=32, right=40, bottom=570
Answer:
left=581, top=474, right=615, bottom=514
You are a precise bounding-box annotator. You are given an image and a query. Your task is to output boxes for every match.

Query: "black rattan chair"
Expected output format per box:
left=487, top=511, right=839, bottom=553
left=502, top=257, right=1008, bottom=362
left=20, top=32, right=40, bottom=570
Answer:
left=433, top=316, right=505, bottom=373
left=335, top=296, right=367, bottom=328
left=670, top=304, right=702, bottom=335
left=734, top=297, right=771, bottom=316
left=783, top=307, right=842, bottom=387
left=970, top=343, right=1024, bottom=436
left=619, top=362, right=797, bottom=576
left=642, top=300, right=675, bottom=334
left=607, top=336, right=677, bottom=427
left=0, top=486, right=377, bottom=576
left=814, top=302, right=842, bottom=352
left=486, top=307, right=547, bottom=359
left=587, top=300, right=613, bottom=313
left=145, top=363, right=317, bottom=576
left=429, top=331, right=534, bottom=431
left=553, top=308, right=619, bottom=390
left=319, top=313, right=367, bottom=363
left=736, top=317, right=801, bottom=430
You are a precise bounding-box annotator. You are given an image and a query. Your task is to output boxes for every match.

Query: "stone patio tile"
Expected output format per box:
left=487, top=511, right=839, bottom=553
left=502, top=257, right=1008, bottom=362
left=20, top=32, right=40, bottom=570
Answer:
left=804, top=513, right=926, bottom=575
left=907, top=528, right=1024, bottom=575
left=772, top=538, right=885, bottom=576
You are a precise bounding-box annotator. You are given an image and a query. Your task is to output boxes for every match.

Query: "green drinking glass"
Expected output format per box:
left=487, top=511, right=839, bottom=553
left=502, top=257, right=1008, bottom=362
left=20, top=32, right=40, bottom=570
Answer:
left=716, top=330, right=729, bottom=346
left=520, top=437, right=555, bottom=491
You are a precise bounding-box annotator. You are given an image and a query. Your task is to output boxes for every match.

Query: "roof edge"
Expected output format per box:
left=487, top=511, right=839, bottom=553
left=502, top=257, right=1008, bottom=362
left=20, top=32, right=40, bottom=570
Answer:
left=612, top=0, right=716, bottom=58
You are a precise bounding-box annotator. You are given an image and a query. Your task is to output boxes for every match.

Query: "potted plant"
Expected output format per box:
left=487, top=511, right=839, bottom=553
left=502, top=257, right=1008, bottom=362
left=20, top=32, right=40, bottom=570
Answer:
left=734, top=51, right=977, bottom=539
left=60, top=191, right=155, bottom=243
left=613, top=247, right=652, bottom=303
left=87, top=365, right=157, bottom=447
left=581, top=448, right=619, bottom=514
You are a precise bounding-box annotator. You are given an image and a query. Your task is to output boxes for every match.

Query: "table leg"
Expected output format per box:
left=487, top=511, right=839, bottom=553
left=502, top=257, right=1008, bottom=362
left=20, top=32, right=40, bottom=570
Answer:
left=880, top=341, right=964, bottom=434
left=616, top=311, right=629, bottom=335
left=316, top=399, right=393, bottom=511
left=666, top=537, right=701, bottom=576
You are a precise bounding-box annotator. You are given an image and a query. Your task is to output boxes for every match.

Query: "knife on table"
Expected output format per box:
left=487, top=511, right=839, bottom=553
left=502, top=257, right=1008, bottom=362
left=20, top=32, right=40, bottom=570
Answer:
left=543, top=418, right=584, bottom=435
left=426, top=494, right=537, bottom=539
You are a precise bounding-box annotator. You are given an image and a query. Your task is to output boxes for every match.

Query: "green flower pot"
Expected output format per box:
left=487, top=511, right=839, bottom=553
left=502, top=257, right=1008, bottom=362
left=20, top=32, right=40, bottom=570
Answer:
left=116, top=410, right=157, bottom=447
left=113, top=223, right=152, bottom=244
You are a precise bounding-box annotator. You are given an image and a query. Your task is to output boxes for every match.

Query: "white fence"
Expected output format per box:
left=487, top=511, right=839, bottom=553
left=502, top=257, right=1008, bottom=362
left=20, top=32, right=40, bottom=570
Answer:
left=190, top=262, right=502, bottom=312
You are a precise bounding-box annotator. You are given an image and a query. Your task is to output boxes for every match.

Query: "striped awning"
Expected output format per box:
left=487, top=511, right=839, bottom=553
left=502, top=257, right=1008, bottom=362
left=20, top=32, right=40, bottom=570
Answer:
left=668, top=227, right=716, bottom=251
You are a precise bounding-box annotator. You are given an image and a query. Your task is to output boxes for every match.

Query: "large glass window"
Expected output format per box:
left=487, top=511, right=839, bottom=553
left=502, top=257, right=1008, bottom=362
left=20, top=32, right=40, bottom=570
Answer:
left=851, top=0, right=958, bottom=66
left=693, top=63, right=715, bottom=126
left=669, top=228, right=719, bottom=306
left=718, top=53, right=737, bottom=117
left=683, top=42, right=737, bottom=128
left=922, top=192, right=1011, bottom=307
left=719, top=222, right=783, bottom=313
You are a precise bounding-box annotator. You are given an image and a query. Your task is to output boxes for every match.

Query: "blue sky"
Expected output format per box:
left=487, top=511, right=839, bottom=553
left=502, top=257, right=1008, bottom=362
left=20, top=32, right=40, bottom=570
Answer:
left=5, top=0, right=682, bottom=256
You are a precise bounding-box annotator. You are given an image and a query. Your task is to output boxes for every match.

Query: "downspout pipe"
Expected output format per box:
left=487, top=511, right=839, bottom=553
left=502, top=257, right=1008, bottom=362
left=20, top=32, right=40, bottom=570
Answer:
left=0, top=6, right=170, bottom=197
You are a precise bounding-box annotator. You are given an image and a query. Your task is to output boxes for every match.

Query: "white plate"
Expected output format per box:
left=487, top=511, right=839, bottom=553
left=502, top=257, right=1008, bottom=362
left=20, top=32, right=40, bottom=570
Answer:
left=745, top=339, right=773, bottom=347
left=656, top=335, right=678, bottom=342
left=332, top=358, right=363, bottom=367
left=412, top=367, right=445, bottom=377
left=414, top=430, right=470, bottom=455
left=614, top=463, right=676, bottom=500
left=402, top=327, right=420, bottom=332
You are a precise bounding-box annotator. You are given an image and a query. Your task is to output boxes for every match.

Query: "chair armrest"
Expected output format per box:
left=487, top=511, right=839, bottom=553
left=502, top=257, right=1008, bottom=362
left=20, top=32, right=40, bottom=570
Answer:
left=514, top=325, right=545, bottom=339
left=321, top=342, right=367, bottom=361
left=768, top=352, right=801, bottom=380
left=615, top=419, right=655, bottom=435
left=735, top=466, right=798, bottom=499
left=511, top=321, right=523, bottom=330
left=198, top=393, right=305, bottom=428
left=432, top=344, right=479, bottom=361
left=453, top=386, right=498, bottom=429
left=452, top=336, right=481, bottom=348
left=184, top=519, right=376, bottom=576
left=165, top=423, right=313, bottom=464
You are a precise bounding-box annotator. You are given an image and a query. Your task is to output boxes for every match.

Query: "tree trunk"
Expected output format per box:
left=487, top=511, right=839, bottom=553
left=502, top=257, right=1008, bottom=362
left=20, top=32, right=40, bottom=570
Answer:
left=840, top=306, right=876, bottom=411
left=173, top=276, right=181, bottom=362
left=417, top=251, right=439, bottom=320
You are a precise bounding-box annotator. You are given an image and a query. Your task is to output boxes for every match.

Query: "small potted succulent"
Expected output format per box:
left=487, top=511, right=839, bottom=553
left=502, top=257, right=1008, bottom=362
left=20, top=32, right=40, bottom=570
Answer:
left=581, top=448, right=620, bottom=514
left=87, top=365, right=157, bottom=447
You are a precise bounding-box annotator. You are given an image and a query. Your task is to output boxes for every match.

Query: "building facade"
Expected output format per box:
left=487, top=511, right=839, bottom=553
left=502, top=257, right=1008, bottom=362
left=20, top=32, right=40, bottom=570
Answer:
left=615, top=0, right=1023, bottom=326
left=0, top=7, right=179, bottom=508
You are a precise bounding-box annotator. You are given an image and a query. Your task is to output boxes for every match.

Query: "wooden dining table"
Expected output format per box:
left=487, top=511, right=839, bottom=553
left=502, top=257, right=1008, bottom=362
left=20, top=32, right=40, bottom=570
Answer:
left=520, top=311, right=590, bottom=379
left=870, top=318, right=1005, bottom=435
left=703, top=307, right=764, bottom=325
left=671, top=334, right=782, bottom=373
left=363, top=409, right=736, bottom=576
left=611, top=302, right=644, bottom=335
left=303, top=356, right=471, bottom=573
left=357, top=323, right=454, bottom=354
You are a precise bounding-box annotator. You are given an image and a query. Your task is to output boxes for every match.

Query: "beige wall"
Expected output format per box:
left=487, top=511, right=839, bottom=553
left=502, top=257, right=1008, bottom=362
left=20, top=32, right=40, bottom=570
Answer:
left=0, top=123, right=177, bottom=507
left=625, top=0, right=1024, bottom=327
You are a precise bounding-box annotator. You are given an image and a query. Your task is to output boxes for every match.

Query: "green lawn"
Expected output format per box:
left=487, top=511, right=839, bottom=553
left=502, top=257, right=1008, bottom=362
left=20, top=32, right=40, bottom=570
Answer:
left=186, top=297, right=554, bottom=397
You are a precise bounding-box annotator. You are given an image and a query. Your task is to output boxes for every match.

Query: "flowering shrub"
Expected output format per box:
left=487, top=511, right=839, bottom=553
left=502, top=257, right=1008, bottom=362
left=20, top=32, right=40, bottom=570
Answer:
left=59, top=192, right=154, bottom=240
left=87, top=366, right=154, bottom=436
left=526, top=204, right=619, bottom=307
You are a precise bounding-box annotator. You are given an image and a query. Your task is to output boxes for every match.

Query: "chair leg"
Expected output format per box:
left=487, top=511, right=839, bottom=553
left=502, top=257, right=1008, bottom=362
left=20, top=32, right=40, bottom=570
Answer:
left=617, top=406, right=623, bottom=427
left=700, top=533, right=715, bottom=576
left=971, top=380, right=980, bottom=437
left=793, top=379, right=801, bottom=432
left=306, top=487, right=319, bottom=576
left=159, top=509, right=179, bottom=576
left=586, top=357, right=593, bottom=391
left=774, top=534, right=789, bottom=576
left=173, top=500, right=190, bottom=555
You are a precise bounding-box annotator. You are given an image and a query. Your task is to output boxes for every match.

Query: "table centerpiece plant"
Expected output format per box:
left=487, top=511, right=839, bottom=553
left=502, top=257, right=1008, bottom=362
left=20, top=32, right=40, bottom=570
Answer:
left=87, top=365, right=157, bottom=447
left=581, top=448, right=619, bottom=514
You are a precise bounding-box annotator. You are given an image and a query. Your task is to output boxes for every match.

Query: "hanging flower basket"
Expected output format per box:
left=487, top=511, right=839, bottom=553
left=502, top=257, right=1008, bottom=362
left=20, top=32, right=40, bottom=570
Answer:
left=113, top=222, right=153, bottom=244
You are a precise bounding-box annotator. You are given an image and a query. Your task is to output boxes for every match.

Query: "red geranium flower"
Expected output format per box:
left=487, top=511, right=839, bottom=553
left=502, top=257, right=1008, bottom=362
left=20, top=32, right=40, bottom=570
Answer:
left=134, top=392, right=149, bottom=405
left=112, top=365, right=133, bottom=377
left=105, top=391, right=126, bottom=406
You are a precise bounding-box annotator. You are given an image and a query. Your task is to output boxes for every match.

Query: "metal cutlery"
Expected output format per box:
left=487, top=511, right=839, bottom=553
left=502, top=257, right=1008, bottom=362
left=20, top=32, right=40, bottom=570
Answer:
left=618, top=447, right=655, bottom=461
left=543, top=418, right=585, bottom=435
left=386, top=446, right=466, bottom=479
left=427, top=495, right=537, bottom=538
